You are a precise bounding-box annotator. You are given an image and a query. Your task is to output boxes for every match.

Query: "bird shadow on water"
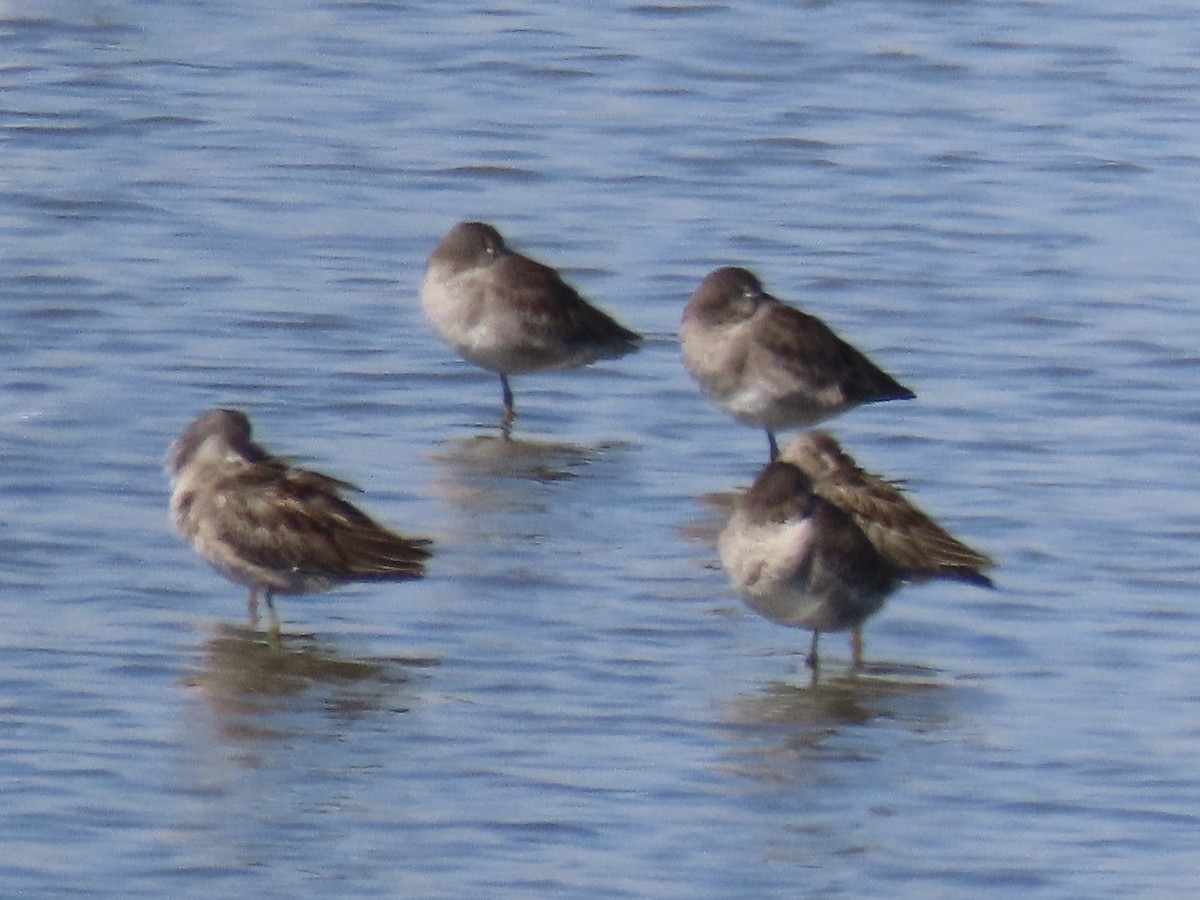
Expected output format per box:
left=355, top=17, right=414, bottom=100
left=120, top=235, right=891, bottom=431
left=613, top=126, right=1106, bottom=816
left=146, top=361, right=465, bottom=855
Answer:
left=181, top=622, right=438, bottom=748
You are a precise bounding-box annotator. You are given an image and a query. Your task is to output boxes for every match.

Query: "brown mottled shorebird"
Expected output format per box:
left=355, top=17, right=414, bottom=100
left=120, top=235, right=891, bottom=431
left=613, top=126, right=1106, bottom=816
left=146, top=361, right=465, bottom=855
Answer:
left=421, top=221, right=641, bottom=426
left=167, top=408, right=431, bottom=630
left=719, top=434, right=993, bottom=671
left=680, top=266, right=914, bottom=460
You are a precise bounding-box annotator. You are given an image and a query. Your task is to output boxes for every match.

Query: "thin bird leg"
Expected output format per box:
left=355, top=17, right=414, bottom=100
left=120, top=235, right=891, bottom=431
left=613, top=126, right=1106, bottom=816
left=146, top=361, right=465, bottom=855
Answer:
left=851, top=628, right=864, bottom=669
left=767, top=430, right=780, bottom=461
left=805, top=630, right=821, bottom=671
left=265, top=589, right=281, bottom=637
left=247, top=587, right=260, bottom=627
left=500, top=374, right=516, bottom=427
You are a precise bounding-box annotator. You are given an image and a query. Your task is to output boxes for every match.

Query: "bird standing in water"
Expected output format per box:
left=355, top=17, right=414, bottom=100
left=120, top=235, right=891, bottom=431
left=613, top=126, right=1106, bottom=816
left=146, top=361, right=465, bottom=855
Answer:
left=681, top=266, right=914, bottom=460
left=720, top=433, right=993, bottom=672
left=167, top=408, right=431, bottom=631
left=421, top=221, right=641, bottom=429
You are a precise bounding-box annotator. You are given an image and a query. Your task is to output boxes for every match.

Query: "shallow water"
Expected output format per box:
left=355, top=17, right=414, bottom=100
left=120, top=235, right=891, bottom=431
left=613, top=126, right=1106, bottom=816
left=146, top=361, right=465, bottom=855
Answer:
left=4, top=0, right=1200, bottom=896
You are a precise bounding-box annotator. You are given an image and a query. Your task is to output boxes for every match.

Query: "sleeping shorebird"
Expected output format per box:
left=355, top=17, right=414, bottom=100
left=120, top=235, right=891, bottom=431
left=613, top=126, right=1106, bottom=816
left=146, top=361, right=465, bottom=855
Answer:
left=719, top=432, right=993, bottom=672
left=681, top=266, right=914, bottom=460
left=167, top=408, right=431, bottom=630
left=421, top=221, right=641, bottom=427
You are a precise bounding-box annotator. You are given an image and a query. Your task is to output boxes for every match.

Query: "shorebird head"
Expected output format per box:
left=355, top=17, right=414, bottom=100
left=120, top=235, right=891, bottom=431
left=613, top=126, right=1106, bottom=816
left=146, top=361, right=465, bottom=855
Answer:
left=431, top=221, right=509, bottom=272
left=780, top=431, right=847, bottom=481
left=688, top=266, right=767, bottom=325
left=167, top=408, right=264, bottom=477
left=741, top=460, right=821, bottom=526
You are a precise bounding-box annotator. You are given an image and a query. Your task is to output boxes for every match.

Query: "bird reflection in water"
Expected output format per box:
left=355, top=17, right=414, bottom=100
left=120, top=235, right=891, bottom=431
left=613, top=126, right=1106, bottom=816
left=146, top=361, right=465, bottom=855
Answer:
left=183, top=623, right=438, bottom=745
left=428, top=433, right=625, bottom=523
left=721, top=668, right=948, bottom=778
left=433, top=433, right=596, bottom=482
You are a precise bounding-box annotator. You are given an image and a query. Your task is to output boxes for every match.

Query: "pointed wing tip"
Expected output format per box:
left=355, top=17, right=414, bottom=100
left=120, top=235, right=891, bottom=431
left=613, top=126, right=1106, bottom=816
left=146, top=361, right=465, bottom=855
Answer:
left=971, top=571, right=997, bottom=589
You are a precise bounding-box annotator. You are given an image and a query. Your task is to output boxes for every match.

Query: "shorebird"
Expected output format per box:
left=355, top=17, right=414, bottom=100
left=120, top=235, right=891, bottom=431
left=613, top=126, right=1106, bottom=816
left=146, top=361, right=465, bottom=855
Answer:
left=421, top=221, right=641, bottom=427
left=167, top=408, right=431, bottom=630
left=780, top=431, right=994, bottom=589
left=680, top=266, right=914, bottom=460
left=719, top=434, right=993, bottom=671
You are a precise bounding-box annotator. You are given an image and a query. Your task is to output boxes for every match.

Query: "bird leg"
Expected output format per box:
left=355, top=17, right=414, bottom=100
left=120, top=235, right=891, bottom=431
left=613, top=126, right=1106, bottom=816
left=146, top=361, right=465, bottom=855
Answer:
left=767, top=430, right=780, bottom=461
left=500, top=374, right=516, bottom=429
left=247, top=587, right=260, bottom=628
left=805, top=630, right=821, bottom=671
left=265, top=590, right=281, bottom=637
left=851, top=628, right=864, bottom=669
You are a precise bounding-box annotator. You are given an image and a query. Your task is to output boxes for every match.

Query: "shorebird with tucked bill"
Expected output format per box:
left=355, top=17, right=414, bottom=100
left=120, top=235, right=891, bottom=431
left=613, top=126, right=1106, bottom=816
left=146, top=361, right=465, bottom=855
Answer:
left=421, top=221, right=642, bottom=428
left=167, top=408, right=431, bottom=630
left=719, top=433, right=993, bottom=672
left=780, top=431, right=994, bottom=590
left=680, top=266, right=914, bottom=460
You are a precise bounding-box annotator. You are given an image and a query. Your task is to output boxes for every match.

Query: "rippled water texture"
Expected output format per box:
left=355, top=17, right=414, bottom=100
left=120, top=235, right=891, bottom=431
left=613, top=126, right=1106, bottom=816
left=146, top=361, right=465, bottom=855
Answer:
left=4, top=0, right=1200, bottom=896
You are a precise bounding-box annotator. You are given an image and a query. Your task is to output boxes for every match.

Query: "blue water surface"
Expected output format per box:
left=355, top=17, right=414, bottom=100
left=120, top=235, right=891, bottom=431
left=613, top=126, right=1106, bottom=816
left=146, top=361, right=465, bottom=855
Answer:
left=3, top=0, right=1200, bottom=896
